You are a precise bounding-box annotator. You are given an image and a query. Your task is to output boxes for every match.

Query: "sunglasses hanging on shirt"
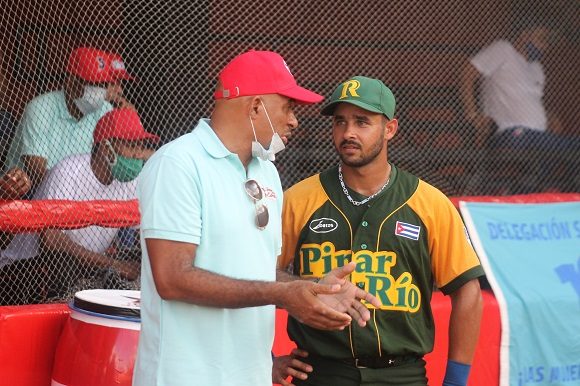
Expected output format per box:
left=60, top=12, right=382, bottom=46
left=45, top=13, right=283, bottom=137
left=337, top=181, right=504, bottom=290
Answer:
left=244, top=179, right=269, bottom=230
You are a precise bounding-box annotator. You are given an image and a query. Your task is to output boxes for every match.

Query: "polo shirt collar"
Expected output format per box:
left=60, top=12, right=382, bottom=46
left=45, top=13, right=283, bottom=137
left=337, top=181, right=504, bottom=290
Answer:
left=196, top=118, right=233, bottom=159
left=57, top=90, right=76, bottom=120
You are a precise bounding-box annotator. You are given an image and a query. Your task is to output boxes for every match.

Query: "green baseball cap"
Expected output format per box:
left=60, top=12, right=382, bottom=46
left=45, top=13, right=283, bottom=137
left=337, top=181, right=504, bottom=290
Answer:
left=321, top=76, right=396, bottom=119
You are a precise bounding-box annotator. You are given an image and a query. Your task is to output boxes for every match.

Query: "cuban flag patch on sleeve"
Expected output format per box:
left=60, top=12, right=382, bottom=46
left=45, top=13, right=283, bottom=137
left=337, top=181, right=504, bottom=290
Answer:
left=395, top=221, right=421, bottom=241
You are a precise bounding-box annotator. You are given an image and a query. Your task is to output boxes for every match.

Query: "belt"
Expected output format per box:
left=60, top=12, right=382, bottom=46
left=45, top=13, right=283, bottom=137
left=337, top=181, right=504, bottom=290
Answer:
left=313, top=354, right=420, bottom=369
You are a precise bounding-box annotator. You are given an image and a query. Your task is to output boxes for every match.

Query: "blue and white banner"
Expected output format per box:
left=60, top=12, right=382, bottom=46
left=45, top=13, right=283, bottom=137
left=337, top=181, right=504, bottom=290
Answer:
left=460, top=202, right=580, bottom=386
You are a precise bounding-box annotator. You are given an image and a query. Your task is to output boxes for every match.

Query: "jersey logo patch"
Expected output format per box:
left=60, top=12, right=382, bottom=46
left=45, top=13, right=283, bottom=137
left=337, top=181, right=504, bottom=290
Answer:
left=309, top=218, right=338, bottom=233
left=395, top=221, right=421, bottom=241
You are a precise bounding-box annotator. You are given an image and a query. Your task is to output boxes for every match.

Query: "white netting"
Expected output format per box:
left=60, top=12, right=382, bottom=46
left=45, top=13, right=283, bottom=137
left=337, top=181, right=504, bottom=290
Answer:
left=0, top=0, right=578, bottom=304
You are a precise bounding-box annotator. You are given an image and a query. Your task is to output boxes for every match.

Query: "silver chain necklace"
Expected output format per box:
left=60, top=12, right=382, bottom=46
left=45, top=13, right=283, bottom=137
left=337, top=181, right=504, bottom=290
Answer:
left=338, top=164, right=390, bottom=206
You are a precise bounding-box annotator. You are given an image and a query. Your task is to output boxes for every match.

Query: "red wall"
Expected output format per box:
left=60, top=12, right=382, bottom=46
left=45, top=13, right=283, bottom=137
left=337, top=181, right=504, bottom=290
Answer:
left=0, top=292, right=500, bottom=386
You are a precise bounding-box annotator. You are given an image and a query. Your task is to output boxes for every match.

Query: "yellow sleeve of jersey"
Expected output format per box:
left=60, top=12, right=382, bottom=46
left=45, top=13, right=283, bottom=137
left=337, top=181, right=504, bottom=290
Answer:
left=407, top=180, right=480, bottom=289
left=278, top=174, right=329, bottom=270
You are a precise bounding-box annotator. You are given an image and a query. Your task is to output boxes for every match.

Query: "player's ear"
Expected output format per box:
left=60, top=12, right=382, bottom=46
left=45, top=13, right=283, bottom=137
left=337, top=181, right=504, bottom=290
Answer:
left=384, top=118, right=398, bottom=140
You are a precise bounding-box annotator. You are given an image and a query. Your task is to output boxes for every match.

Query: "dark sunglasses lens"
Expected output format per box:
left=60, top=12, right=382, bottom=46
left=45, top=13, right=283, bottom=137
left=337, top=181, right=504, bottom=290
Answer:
left=245, top=179, right=263, bottom=200
left=256, top=203, right=269, bottom=229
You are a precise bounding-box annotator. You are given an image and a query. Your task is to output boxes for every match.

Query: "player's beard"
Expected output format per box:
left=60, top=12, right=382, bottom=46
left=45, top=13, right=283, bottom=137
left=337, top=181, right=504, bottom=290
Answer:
left=336, top=134, right=384, bottom=168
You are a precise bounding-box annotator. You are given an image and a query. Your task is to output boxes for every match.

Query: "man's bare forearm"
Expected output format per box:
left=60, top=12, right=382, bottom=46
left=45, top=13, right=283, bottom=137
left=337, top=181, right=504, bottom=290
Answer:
left=148, top=239, right=351, bottom=330
left=161, top=264, right=288, bottom=308
left=460, top=63, right=481, bottom=120
left=41, top=229, right=113, bottom=268
left=448, top=279, right=483, bottom=364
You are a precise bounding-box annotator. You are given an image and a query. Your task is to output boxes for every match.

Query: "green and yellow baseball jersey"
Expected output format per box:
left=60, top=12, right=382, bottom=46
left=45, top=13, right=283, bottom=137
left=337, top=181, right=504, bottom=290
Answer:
left=278, top=164, right=484, bottom=359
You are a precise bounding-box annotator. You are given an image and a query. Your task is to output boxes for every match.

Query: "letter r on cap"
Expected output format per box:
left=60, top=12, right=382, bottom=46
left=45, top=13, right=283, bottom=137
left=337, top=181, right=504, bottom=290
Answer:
left=339, top=80, right=360, bottom=99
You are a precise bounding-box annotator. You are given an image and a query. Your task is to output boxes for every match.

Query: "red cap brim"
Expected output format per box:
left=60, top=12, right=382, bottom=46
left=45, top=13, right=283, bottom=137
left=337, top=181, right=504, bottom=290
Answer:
left=278, top=85, right=324, bottom=104
left=141, top=132, right=160, bottom=143
left=114, top=72, right=136, bottom=81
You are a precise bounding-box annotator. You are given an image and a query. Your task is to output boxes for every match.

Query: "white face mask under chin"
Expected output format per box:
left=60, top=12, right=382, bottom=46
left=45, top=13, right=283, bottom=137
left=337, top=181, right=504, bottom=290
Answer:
left=249, top=100, right=286, bottom=161
left=74, top=85, right=107, bottom=115
left=251, top=132, right=286, bottom=161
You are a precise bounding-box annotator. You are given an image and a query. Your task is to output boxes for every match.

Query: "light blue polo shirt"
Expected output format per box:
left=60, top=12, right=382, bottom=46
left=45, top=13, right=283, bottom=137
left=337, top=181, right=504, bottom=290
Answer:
left=5, top=90, right=111, bottom=170
left=133, top=119, right=283, bottom=386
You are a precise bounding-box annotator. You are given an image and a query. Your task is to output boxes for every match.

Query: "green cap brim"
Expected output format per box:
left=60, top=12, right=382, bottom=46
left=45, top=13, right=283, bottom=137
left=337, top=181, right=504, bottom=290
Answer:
left=321, top=99, right=391, bottom=119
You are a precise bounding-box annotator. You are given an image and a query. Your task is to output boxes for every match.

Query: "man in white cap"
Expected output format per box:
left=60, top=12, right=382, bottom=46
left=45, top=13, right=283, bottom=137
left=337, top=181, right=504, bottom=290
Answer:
left=5, top=46, right=135, bottom=190
left=133, top=50, right=380, bottom=386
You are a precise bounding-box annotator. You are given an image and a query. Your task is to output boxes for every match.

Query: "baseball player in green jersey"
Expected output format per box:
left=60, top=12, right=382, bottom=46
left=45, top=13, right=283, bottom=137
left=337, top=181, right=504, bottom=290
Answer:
left=273, top=76, right=484, bottom=386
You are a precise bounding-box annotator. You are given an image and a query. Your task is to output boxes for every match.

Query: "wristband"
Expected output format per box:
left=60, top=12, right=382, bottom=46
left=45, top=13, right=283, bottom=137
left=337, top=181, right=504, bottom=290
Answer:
left=442, top=360, right=471, bottom=386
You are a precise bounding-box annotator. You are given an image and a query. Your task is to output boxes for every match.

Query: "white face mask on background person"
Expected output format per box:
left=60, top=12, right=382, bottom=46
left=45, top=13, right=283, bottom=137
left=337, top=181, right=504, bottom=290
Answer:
left=74, top=85, right=107, bottom=115
left=249, top=100, right=286, bottom=161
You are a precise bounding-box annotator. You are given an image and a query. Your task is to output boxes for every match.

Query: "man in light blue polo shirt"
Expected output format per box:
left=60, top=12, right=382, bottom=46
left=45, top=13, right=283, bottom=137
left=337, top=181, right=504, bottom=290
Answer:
left=5, top=46, right=135, bottom=190
left=134, top=50, right=381, bottom=386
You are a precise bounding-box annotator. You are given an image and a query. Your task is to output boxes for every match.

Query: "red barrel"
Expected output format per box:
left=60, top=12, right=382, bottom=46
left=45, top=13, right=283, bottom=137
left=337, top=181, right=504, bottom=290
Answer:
left=51, top=289, right=140, bottom=386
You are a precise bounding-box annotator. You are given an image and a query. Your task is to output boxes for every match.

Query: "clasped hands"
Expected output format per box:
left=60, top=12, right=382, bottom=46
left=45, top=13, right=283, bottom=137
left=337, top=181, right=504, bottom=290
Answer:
left=282, top=261, right=381, bottom=331
left=273, top=263, right=380, bottom=385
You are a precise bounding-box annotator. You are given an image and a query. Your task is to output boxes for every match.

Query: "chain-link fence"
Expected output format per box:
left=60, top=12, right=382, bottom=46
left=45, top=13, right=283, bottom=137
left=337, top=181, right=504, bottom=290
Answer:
left=0, top=0, right=578, bottom=305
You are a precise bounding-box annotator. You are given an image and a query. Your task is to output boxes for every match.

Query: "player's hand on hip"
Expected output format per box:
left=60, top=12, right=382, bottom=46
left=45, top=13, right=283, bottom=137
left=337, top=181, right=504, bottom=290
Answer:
left=272, top=348, right=312, bottom=386
left=318, top=262, right=382, bottom=327
left=279, top=280, right=352, bottom=330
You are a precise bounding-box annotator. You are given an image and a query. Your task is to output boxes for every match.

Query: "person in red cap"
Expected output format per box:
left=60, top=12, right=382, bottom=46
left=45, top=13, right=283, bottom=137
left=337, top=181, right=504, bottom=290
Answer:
left=133, top=50, right=380, bottom=386
left=1, top=108, right=157, bottom=303
left=5, top=46, right=136, bottom=191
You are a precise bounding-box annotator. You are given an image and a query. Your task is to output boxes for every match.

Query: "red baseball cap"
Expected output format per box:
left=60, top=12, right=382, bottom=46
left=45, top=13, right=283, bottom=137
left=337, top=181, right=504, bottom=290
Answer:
left=67, top=47, right=112, bottom=83
left=67, top=47, right=134, bottom=83
left=94, top=108, right=160, bottom=144
left=214, top=50, right=323, bottom=104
